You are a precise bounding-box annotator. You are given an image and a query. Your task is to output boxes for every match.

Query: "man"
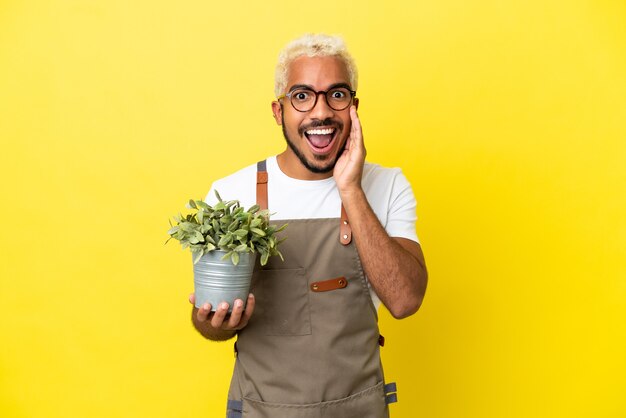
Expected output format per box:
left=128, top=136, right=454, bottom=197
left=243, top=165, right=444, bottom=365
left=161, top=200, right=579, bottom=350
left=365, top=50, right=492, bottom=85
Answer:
left=189, top=33, right=427, bottom=417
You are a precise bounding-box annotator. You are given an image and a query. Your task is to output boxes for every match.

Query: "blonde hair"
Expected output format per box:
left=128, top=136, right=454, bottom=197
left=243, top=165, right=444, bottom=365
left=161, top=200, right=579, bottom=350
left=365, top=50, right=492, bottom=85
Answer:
left=274, top=33, right=358, bottom=97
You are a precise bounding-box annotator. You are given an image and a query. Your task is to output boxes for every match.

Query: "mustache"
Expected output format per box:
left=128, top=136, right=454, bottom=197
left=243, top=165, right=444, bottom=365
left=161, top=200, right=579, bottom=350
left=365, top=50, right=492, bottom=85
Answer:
left=298, top=118, right=343, bottom=136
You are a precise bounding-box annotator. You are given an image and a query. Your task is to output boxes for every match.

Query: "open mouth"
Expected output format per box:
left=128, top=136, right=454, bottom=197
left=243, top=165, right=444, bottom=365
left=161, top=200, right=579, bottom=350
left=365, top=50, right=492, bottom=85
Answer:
left=304, top=127, right=337, bottom=154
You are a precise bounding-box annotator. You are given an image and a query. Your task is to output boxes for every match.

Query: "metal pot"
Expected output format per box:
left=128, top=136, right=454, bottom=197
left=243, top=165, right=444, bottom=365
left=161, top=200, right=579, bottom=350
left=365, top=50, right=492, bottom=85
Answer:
left=192, top=250, right=256, bottom=312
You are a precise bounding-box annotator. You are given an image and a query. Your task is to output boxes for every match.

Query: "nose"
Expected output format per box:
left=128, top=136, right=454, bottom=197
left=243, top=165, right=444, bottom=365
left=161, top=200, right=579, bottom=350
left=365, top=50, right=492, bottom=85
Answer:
left=308, top=92, right=334, bottom=120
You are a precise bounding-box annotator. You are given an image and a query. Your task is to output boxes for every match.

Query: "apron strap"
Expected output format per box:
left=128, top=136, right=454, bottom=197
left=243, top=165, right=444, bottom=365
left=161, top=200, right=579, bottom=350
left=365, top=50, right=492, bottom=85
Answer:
left=340, top=204, right=352, bottom=245
left=256, top=161, right=268, bottom=211
left=256, top=159, right=352, bottom=245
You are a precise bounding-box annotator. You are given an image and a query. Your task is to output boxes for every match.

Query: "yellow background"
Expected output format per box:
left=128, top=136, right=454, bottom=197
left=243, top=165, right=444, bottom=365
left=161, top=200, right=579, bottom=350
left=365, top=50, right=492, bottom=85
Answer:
left=1, top=1, right=625, bottom=417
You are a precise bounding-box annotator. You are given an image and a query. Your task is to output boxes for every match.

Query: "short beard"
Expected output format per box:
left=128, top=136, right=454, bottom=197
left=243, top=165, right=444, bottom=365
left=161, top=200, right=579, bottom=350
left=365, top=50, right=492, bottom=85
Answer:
left=281, top=108, right=344, bottom=174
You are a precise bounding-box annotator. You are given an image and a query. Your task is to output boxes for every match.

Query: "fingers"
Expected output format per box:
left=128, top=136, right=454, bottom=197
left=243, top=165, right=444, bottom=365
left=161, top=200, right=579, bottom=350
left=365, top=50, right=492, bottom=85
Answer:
left=193, top=294, right=256, bottom=331
left=223, top=294, right=255, bottom=330
left=226, top=299, right=245, bottom=328
left=210, top=302, right=230, bottom=329
left=349, top=105, right=361, bottom=138
left=196, top=302, right=212, bottom=322
left=241, top=294, right=256, bottom=325
left=349, top=105, right=365, bottom=154
left=189, top=293, right=196, bottom=305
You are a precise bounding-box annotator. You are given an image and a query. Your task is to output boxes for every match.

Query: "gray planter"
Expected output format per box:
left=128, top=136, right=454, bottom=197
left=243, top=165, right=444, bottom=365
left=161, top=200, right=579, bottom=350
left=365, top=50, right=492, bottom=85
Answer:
left=192, top=250, right=256, bottom=312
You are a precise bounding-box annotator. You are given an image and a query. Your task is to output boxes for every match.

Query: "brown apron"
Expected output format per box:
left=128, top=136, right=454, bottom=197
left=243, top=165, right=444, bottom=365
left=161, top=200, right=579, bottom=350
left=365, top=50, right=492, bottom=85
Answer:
left=225, top=160, right=398, bottom=418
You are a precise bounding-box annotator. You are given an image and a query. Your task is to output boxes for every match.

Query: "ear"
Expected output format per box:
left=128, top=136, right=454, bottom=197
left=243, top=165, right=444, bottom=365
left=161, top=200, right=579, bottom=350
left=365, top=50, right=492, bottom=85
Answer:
left=271, top=101, right=283, bottom=125
left=353, top=97, right=359, bottom=110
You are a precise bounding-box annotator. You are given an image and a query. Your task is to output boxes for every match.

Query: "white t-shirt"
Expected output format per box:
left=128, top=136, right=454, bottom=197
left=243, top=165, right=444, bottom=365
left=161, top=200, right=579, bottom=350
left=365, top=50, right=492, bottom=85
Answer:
left=205, top=156, right=419, bottom=310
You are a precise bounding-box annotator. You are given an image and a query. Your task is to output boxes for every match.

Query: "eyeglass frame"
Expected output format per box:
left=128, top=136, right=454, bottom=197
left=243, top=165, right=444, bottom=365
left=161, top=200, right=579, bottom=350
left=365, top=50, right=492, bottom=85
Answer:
left=277, top=83, right=357, bottom=112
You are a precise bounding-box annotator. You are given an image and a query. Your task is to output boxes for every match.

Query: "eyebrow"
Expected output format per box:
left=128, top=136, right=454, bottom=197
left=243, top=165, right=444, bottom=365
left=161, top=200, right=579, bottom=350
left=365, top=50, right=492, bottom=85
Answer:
left=287, top=82, right=353, bottom=93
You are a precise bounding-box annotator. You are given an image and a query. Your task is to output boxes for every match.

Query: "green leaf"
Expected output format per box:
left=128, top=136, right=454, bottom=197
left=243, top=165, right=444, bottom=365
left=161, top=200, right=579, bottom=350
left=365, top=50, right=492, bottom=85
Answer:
left=220, top=251, right=233, bottom=261
left=260, top=251, right=269, bottom=266
left=218, top=233, right=233, bottom=247
left=205, top=243, right=216, bottom=252
left=214, top=189, right=223, bottom=202
left=188, top=199, right=197, bottom=209
left=167, top=226, right=180, bottom=235
left=180, top=222, right=194, bottom=232
left=196, top=200, right=210, bottom=210
left=234, top=244, right=248, bottom=252
left=192, top=250, right=203, bottom=264
left=247, top=204, right=260, bottom=214
left=227, top=220, right=239, bottom=232
left=231, top=251, right=240, bottom=265
left=250, top=228, right=266, bottom=237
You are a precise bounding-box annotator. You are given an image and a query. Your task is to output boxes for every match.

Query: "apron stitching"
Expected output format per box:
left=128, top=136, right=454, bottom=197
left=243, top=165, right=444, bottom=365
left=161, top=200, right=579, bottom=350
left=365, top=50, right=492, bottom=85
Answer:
left=353, top=243, right=379, bottom=318
left=242, top=381, right=385, bottom=409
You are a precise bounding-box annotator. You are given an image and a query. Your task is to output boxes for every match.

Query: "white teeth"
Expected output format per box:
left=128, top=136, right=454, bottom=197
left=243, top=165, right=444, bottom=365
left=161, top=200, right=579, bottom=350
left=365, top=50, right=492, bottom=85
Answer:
left=306, top=128, right=334, bottom=135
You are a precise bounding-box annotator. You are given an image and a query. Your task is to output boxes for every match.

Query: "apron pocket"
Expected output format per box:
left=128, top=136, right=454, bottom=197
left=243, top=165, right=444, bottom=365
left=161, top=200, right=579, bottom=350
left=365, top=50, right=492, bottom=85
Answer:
left=242, top=381, right=387, bottom=418
left=256, top=268, right=311, bottom=336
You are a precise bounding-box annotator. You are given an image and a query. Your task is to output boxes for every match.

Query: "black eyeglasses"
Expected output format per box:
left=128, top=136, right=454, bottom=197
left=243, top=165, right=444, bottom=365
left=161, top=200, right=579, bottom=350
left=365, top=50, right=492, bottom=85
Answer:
left=278, top=86, right=356, bottom=112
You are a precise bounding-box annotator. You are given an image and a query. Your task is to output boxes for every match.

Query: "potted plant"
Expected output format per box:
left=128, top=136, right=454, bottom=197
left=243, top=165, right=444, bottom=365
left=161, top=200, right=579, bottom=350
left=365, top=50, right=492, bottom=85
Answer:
left=167, top=191, right=286, bottom=311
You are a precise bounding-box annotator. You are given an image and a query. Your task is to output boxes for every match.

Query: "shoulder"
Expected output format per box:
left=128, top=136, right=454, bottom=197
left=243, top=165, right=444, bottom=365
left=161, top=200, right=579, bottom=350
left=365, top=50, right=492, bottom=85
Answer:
left=362, top=161, right=402, bottom=178
left=212, top=161, right=258, bottom=187
left=362, top=162, right=411, bottom=193
left=205, top=160, right=262, bottom=207
left=213, top=156, right=279, bottom=184
left=361, top=161, right=416, bottom=216
left=361, top=161, right=419, bottom=242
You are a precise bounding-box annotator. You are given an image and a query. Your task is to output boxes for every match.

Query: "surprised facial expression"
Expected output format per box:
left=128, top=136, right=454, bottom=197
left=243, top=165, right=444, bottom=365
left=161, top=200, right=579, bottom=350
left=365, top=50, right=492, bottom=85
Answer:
left=272, top=55, right=357, bottom=176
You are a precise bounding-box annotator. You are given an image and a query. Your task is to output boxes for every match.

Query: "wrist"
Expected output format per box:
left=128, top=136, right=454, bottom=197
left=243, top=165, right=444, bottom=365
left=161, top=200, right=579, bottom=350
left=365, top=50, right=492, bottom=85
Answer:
left=338, top=185, right=365, bottom=204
